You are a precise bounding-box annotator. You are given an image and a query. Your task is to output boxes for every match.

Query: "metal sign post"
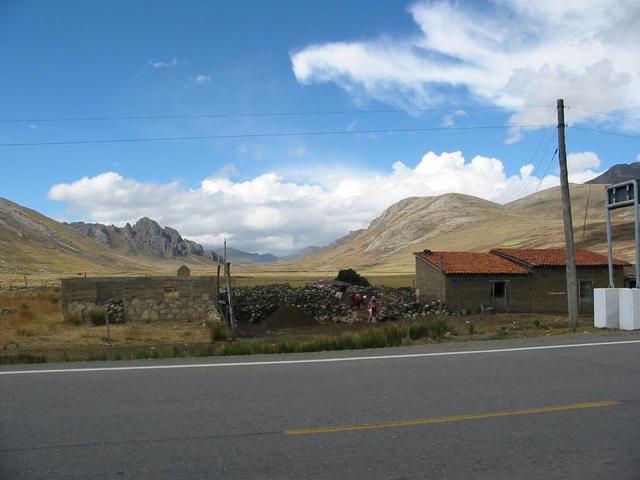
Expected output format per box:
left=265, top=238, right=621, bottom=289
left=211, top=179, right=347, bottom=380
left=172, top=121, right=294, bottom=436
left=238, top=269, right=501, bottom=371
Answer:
left=605, top=179, right=639, bottom=287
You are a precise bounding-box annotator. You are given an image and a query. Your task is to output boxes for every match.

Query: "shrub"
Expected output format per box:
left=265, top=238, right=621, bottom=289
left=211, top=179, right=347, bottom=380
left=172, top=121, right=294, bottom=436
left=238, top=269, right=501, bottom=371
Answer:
left=208, top=319, right=231, bottom=342
left=15, top=328, right=36, bottom=337
left=335, top=268, right=370, bottom=287
left=211, top=319, right=452, bottom=357
left=65, top=310, right=82, bottom=326
left=87, top=308, right=107, bottom=326
left=18, top=303, right=33, bottom=320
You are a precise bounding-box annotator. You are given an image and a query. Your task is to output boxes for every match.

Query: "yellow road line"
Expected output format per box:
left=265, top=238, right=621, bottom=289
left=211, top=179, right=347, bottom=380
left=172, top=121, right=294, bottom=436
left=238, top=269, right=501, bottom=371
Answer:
left=284, top=400, right=621, bottom=436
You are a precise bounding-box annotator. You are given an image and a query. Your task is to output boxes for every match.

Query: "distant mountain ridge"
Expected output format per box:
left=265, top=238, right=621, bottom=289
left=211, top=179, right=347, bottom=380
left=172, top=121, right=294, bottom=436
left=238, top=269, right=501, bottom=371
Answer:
left=212, top=247, right=278, bottom=264
left=284, top=185, right=637, bottom=272
left=2, top=181, right=637, bottom=275
left=0, top=198, right=163, bottom=274
left=68, top=218, right=211, bottom=260
left=587, top=162, right=640, bottom=185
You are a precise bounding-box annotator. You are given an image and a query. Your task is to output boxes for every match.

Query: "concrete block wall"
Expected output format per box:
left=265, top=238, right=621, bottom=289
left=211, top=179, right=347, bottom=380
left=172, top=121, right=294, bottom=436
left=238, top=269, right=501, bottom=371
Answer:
left=61, top=276, right=219, bottom=323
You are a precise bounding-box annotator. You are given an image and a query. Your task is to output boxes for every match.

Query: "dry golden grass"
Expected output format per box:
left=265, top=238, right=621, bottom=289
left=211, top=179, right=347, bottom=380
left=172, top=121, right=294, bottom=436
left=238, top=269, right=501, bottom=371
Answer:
left=1, top=285, right=599, bottom=364
left=0, top=288, right=210, bottom=352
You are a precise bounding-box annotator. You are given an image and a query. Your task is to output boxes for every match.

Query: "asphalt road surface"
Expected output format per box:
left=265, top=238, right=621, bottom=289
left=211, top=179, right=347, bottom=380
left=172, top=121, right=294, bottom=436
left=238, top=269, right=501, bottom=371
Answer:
left=2, top=333, right=640, bottom=479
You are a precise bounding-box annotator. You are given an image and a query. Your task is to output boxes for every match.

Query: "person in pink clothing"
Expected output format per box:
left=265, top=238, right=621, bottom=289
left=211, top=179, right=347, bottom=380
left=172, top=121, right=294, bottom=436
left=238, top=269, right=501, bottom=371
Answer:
left=367, top=296, right=380, bottom=322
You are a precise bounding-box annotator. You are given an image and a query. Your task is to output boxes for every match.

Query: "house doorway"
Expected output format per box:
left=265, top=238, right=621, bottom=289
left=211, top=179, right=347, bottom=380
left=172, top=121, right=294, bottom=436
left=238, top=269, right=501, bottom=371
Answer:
left=491, top=281, right=507, bottom=311
left=579, top=280, right=594, bottom=313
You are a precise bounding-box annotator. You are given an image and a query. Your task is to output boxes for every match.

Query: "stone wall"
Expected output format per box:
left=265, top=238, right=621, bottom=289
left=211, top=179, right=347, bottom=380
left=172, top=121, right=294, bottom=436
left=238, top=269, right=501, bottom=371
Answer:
left=61, top=276, right=219, bottom=323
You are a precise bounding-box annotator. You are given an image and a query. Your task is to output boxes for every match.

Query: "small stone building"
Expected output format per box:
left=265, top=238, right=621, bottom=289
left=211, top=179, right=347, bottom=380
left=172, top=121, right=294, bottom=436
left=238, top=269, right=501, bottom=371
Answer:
left=177, top=265, right=191, bottom=277
left=62, top=275, right=219, bottom=323
left=414, top=248, right=627, bottom=313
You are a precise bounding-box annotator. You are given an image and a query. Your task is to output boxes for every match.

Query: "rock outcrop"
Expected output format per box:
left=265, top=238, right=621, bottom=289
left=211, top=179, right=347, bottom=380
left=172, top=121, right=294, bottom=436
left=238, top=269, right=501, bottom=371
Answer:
left=68, top=217, right=207, bottom=259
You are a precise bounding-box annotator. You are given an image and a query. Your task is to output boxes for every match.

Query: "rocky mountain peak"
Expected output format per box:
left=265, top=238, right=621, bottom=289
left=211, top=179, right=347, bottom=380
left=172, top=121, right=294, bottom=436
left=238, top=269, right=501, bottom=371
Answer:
left=68, top=218, right=207, bottom=260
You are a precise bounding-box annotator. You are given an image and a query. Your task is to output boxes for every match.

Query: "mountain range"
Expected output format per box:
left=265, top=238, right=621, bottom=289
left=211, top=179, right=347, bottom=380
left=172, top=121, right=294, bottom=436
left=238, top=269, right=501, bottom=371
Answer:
left=277, top=183, right=635, bottom=272
left=1, top=161, right=638, bottom=275
left=587, top=162, right=640, bottom=185
left=67, top=218, right=209, bottom=259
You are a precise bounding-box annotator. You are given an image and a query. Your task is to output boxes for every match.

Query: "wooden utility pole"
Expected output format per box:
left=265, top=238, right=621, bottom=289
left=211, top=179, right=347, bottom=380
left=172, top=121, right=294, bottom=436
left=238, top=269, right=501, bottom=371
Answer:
left=223, top=239, right=238, bottom=340
left=557, top=99, right=579, bottom=327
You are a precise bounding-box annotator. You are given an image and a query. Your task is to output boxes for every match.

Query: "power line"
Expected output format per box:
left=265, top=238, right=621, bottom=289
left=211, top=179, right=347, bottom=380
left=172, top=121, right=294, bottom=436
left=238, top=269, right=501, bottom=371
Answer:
left=534, top=148, right=559, bottom=194
left=0, top=104, right=554, bottom=124
left=0, top=123, right=553, bottom=148
left=566, top=106, right=640, bottom=123
left=508, top=109, right=556, bottom=200
left=567, top=125, right=640, bottom=140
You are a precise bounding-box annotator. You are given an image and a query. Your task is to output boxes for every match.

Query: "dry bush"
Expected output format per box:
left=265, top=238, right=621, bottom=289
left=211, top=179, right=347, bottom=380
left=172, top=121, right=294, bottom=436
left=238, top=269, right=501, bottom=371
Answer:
left=0, top=287, right=65, bottom=347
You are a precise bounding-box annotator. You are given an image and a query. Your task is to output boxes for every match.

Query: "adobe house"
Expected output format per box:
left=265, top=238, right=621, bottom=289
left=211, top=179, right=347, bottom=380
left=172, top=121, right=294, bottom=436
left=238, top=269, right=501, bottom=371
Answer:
left=491, top=248, right=627, bottom=313
left=177, top=265, right=191, bottom=277
left=414, top=248, right=627, bottom=314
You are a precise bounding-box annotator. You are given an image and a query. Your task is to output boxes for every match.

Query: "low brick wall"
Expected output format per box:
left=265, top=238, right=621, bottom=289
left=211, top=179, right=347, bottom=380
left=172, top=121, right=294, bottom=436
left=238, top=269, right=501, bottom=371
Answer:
left=61, top=276, right=219, bottom=323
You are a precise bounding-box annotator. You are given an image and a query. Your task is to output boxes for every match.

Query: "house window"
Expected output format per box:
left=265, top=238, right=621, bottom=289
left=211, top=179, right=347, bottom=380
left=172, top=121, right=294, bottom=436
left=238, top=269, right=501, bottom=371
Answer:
left=492, top=281, right=506, bottom=298
left=579, top=281, right=593, bottom=300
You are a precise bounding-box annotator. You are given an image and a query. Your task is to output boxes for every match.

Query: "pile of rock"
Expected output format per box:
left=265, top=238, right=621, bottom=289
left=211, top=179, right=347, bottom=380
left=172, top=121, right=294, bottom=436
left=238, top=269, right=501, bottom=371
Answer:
left=221, top=284, right=450, bottom=324
left=104, top=299, right=125, bottom=324
left=0, top=307, right=17, bottom=318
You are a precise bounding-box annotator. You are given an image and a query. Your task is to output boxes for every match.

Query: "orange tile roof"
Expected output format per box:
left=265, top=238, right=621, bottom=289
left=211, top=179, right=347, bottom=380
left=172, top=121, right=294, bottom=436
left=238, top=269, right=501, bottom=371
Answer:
left=414, top=250, right=531, bottom=275
left=491, top=248, right=628, bottom=267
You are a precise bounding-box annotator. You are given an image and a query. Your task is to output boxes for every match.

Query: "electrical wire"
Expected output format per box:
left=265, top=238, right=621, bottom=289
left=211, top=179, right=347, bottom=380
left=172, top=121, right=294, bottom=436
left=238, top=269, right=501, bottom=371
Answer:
left=0, top=123, right=553, bottom=147
left=565, top=106, right=640, bottom=123
left=567, top=125, right=640, bottom=140
left=0, top=104, right=555, bottom=124
left=507, top=109, right=556, bottom=200
left=582, top=183, right=592, bottom=240
left=534, top=148, right=559, bottom=194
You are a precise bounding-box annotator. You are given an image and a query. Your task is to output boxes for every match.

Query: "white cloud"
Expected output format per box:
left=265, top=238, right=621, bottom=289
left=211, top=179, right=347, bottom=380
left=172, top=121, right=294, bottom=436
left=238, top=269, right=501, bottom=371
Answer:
left=288, top=146, right=307, bottom=157
left=148, top=58, right=178, bottom=68
left=291, top=1, right=640, bottom=140
left=567, top=151, right=600, bottom=172
left=28, top=124, right=38, bottom=130
left=48, top=151, right=603, bottom=255
left=441, top=110, right=467, bottom=127
left=191, top=74, right=211, bottom=84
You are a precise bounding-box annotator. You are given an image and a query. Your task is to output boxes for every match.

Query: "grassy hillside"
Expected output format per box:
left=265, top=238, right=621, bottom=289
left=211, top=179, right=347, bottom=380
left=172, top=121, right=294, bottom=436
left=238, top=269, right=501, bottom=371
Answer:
left=0, top=198, right=215, bottom=276
left=262, top=184, right=634, bottom=274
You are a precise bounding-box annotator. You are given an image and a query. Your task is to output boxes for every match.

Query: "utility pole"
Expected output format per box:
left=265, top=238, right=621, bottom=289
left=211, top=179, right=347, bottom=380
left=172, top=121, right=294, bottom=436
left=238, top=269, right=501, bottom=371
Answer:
left=557, top=99, right=579, bottom=327
left=223, top=239, right=237, bottom=340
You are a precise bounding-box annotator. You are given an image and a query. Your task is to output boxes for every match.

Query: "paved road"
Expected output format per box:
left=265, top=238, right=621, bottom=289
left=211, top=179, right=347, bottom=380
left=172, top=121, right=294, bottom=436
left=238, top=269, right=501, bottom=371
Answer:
left=1, top=333, right=640, bottom=479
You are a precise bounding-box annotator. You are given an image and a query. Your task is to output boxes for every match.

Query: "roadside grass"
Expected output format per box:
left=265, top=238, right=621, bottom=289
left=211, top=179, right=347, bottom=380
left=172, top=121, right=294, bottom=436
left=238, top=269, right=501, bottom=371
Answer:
left=215, top=318, right=452, bottom=356
left=0, top=288, right=211, bottom=353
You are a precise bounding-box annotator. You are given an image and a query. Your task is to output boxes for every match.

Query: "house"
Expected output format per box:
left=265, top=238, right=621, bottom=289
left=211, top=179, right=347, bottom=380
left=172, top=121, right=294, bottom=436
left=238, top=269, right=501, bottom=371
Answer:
left=177, top=265, right=191, bottom=277
left=414, top=248, right=627, bottom=314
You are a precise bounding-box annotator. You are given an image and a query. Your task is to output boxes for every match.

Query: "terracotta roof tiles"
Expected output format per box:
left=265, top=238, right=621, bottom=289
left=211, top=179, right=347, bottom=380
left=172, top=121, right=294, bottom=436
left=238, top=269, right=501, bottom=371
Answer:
left=414, top=250, right=531, bottom=275
left=491, top=248, right=628, bottom=267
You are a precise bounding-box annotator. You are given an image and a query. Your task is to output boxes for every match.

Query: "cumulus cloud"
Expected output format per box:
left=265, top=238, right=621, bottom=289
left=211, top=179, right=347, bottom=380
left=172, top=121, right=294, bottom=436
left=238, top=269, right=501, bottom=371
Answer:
left=291, top=1, right=640, bottom=140
left=148, top=58, right=178, bottom=68
left=191, top=74, right=212, bottom=85
left=48, top=151, right=603, bottom=255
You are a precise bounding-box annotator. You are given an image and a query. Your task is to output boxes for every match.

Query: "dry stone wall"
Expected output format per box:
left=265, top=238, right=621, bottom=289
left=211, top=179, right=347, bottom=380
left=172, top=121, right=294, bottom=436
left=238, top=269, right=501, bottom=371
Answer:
left=225, top=284, right=448, bottom=324
left=61, top=276, right=219, bottom=323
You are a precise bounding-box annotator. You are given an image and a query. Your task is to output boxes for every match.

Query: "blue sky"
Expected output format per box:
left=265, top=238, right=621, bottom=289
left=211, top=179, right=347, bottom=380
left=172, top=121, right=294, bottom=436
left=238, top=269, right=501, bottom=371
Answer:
left=1, top=0, right=639, bottom=254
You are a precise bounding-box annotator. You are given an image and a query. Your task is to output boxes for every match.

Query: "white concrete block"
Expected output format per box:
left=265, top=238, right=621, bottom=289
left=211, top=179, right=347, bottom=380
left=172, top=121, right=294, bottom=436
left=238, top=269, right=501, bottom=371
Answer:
left=619, top=289, right=640, bottom=331
left=594, top=288, right=620, bottom=329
